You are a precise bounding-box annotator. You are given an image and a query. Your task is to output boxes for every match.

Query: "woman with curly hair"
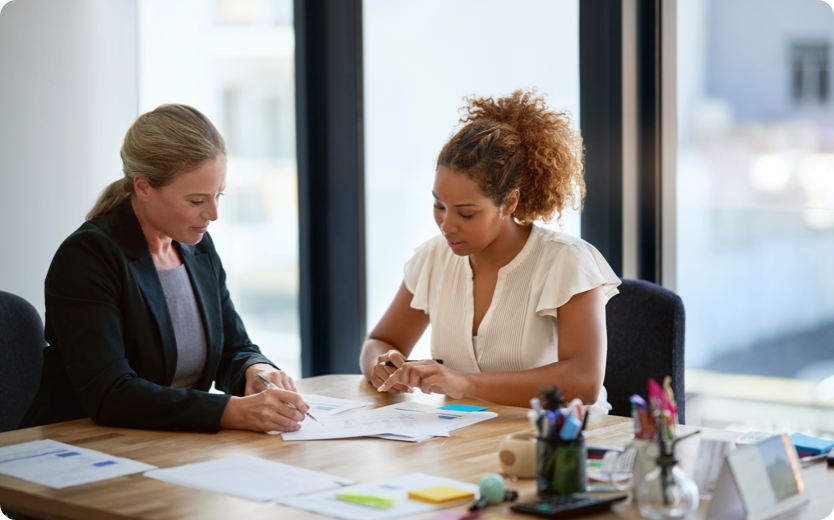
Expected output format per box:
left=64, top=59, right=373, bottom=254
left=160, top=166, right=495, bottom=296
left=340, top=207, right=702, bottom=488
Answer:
left=359, top=90, right=620, bottom=410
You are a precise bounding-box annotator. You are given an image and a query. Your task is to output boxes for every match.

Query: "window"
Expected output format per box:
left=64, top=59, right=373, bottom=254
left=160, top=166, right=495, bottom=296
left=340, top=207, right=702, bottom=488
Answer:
left=363, top=0, right=581, bottom=360
left=791, top=42, right=828, bottom=103
left=138, top=0, right=300, bottom=377
left=677, top=0, right=834, bottom=435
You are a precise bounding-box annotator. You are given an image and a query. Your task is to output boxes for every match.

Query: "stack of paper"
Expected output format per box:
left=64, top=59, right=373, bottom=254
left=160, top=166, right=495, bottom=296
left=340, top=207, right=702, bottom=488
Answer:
left=281, top=409, right=451, bottom=441
left=267, top=393, right=373, bottom=435
left=0, top=439, right=155, bottom=489
left=279, top=472, right=480, bottom=520
left=274, top=394, right=497, bottom=442
left=144, top=455, right=357, bottom=501
left=367, top=402, right=497, bottom=442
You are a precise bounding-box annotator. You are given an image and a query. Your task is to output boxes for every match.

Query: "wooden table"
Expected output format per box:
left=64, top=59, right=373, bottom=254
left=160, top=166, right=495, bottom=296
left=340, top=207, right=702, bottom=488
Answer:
left=1, top=375, right=832, bottom=520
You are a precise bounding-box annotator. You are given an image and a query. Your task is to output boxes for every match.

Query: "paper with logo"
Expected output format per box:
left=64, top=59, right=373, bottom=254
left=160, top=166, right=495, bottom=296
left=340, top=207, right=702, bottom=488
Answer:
left=0, top=439, right=155, bottom=489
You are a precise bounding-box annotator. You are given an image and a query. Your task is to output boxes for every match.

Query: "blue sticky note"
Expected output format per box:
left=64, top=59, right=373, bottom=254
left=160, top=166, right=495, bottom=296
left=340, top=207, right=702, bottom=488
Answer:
left=790, top=432, right=834, bottom=455
left=438, top=404, right=488, bottom=412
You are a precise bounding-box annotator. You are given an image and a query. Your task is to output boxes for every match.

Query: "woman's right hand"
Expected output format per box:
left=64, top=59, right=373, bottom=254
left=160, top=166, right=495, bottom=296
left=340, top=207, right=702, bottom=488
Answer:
left=220, top=389, right=309, bottom=433
left=371, top=350, right=414, bottom=394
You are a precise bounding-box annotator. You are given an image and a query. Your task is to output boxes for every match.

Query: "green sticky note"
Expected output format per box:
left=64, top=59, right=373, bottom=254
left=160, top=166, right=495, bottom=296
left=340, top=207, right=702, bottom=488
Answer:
left=335, top=493, right=397, bottom=508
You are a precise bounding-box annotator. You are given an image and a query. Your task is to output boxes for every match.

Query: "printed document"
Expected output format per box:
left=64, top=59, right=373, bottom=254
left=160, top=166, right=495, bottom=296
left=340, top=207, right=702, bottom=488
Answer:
left=144, top=455, right=357, bottom=501
left=279, top=472, right=480, bottom=520
left=368, top=402, right=497, bottom=442
left=281, top=410, right=450, bottom=441
left=299, top=393, right=373, bottom=417
left=268, top=393, right=373, bottom=435
left=0, top=439, right=155, bottom=489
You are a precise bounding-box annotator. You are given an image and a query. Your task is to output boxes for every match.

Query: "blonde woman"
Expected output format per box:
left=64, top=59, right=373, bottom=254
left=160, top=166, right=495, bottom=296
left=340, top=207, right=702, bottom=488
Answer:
left=21, top=105, right=309, bottom=433
left=361, top=91, right=620, bottom=410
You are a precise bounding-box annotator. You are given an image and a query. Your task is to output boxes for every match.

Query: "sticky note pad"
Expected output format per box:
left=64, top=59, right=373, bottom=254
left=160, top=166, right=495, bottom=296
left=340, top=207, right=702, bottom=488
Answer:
left=335, top=493, right=396, bottom=508
left=438, top=404, right=488, bottom=412
left=790, top=433, right=834, bottom=455
left=409, top=486, right=475, bottom=504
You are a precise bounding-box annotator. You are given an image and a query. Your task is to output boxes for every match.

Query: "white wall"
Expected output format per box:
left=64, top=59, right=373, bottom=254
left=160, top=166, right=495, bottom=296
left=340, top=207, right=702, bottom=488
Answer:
left=0, top=0, right=138, bottom=317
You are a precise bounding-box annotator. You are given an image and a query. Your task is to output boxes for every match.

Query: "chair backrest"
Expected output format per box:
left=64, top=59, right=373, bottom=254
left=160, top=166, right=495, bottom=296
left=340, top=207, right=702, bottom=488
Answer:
left=603, top=279, right=685, bottom=423
left=0, top=291, right=46, bottom=432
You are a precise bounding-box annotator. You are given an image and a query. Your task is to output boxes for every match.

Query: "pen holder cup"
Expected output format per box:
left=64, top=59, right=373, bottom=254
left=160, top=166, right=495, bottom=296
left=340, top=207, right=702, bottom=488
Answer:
left=536, top=434, right=587, bottom=496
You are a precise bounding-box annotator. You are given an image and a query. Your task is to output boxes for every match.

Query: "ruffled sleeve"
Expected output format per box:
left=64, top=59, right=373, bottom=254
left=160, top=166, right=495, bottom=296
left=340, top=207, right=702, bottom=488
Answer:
left=403, top=235, right=444, bottom=314
left=535, top=240, right=621, bottom=318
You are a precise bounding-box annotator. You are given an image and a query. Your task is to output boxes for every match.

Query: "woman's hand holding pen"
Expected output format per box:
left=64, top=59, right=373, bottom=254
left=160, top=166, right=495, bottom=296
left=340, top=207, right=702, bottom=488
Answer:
left=244, top=363, right=297, bottom=395
left=219, top=387, right=309, bottom=433
left=371, top=350, right=414, bottom=394
left=378, top=360, right=472, bottom=399
left=220, top=363, right=309, bottom=433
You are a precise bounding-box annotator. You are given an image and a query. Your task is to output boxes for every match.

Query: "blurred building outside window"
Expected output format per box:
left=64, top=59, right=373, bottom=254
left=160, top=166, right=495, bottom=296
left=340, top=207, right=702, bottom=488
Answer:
left=677, top=0, right=834, bottom=438
left=138, top=0, right=301, bottom=380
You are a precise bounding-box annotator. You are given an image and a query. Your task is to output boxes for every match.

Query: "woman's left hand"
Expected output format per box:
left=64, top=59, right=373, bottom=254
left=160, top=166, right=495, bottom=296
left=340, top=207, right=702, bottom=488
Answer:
left=377, top=360, right=472, bottom=399
left=244, top=364, right=297, bottom=396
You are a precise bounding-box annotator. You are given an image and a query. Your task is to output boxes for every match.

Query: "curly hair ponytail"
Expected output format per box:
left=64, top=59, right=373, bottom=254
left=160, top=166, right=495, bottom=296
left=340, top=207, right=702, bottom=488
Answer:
left=436, top=89, right=585, bottom=225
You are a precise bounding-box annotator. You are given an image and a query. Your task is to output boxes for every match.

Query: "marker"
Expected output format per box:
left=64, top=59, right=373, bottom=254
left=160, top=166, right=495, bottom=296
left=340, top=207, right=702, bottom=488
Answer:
left=380, top=359, right=444, bottom=367
left=254, top=374, right=323, bottom=425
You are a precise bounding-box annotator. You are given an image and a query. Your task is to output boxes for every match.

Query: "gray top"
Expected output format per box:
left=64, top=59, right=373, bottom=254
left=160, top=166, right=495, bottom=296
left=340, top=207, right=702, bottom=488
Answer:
left=157, top=265, right=208, bottom=390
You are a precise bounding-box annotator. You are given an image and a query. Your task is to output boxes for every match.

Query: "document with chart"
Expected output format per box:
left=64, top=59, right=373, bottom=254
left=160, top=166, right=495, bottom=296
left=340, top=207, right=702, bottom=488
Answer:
left=367, top=402, right=498, bottom=442
left=0, top=439, right=155, bottom=489
left=267, top=393, right=374, bottom=435
left=281, top=410, right=450, bottom=441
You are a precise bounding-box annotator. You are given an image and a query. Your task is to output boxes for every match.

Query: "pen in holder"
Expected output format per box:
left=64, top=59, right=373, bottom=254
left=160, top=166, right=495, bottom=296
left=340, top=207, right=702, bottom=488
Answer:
left=532, top=386, right=589, bottom=497
left=536, top=432, right=587, bottom=496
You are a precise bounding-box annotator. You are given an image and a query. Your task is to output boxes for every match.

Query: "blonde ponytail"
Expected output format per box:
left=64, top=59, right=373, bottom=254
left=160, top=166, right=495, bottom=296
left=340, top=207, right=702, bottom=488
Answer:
left=86, top=178, right=132, bottom=221
left=86, top=104, right=226, bottom=220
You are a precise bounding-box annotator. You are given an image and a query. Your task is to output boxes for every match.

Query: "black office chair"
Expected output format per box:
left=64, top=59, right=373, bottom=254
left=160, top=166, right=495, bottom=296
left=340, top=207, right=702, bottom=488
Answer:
left=0, top=291, right=45, bottom=520
left=0, top=290, right=45, bottom=433
left=603, top=279, right=685, bottom=423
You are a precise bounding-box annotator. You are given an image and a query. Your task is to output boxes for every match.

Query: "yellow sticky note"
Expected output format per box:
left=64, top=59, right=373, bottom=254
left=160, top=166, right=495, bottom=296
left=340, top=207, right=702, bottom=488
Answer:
left=408, top=486, right=475, bottom=504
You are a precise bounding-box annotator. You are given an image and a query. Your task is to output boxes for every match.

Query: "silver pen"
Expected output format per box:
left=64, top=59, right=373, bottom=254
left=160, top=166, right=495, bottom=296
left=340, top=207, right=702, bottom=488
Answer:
left=254, top=374, right=323, bottom=425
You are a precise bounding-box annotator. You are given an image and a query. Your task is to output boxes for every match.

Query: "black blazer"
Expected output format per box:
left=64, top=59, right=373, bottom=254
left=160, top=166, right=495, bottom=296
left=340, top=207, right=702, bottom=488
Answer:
left=20, top=202, right=276, bottom=431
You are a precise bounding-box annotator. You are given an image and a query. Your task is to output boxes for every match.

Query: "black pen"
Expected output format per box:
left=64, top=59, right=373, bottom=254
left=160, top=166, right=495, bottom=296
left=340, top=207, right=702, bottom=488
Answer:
left=254, top=374, right=323, bottom=425
left=380, top=359, right=444, bottom=367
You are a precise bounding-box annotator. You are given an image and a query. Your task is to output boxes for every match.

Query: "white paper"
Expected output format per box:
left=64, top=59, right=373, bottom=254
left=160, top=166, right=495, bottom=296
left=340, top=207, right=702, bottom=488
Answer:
left=281, top=411, right=450, bottom=441
left=267, top=393, right=373, bottom=435
left=735, top=432, right=777, bottom=445
left=366, top=403, right=497, bottom=442
left=279, top=472, right=480, bottom=520
left=693, top=438, right=732, bottom=499
left=0, top=439, right=156, bottom=489
left=144, top=455, right=357, bottom=502
left=300, top=393, right=373, bottom=417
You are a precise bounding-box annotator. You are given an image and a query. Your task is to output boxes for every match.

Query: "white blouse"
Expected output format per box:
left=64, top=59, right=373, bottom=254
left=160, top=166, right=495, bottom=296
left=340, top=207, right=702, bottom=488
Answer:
left=403, top=225, right=621, bottom=412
